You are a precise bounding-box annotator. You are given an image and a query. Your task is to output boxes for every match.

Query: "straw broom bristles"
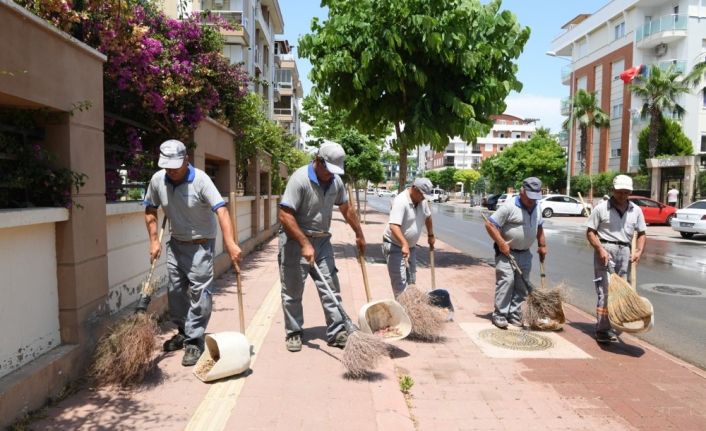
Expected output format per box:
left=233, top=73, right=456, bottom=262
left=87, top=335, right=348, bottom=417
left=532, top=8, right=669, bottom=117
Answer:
left=524, top=283, right=567, bottom=329
left=397, top=285, right=444, bottom=341
left=91, top=312, right=159, bottom=386
left=342, top=330, right=390, bottom=378
left=607, top=273, right=652, bottom=324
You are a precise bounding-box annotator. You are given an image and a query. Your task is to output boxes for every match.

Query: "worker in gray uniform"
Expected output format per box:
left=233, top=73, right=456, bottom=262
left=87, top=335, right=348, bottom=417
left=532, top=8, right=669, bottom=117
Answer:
left=278, top=142, right=366, bottom=352
left=382, top=177, right=435, bottom=296
left=585, top=174, right=646, bottom=343
left=484, top=177, right=547, bottom=329
left=144, top=139, right=242, bottom=366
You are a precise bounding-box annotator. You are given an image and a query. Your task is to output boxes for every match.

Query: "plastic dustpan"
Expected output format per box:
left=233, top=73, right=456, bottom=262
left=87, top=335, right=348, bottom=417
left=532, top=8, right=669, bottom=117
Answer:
left=194, top=331, right=251, bottom=382
left=358, top=299, right=412, bottom=341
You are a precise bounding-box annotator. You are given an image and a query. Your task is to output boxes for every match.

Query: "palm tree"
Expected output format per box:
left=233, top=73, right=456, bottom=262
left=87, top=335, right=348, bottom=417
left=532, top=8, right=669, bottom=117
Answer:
left=562, top=89, right=610, bottom=175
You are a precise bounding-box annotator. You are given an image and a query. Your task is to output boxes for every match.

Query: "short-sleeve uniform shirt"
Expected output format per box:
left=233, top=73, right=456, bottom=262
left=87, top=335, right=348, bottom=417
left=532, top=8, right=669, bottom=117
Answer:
left=489, top=196, right=543, bottom=250
left=279, top=164, right=348, bottom=234
left=585, top=198, right=646, bottom=243
left=383, top=189, right=431, bottom=247
left=144, top=164, right=225, bottom=241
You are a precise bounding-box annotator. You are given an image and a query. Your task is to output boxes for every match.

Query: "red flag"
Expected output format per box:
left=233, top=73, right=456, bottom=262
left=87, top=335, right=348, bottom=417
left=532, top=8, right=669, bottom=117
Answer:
left=619, top=64, right=643, bottom=84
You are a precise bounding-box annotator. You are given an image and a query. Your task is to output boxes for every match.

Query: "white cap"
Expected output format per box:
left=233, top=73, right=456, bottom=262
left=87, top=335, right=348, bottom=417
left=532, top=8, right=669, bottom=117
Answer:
left=158, top=139, right=187, bottom=169
left=318, top=142, right=345, bottom=175
left=413, top=178, right=433, bottom=195
left=613, top=174, right=633, bottom=191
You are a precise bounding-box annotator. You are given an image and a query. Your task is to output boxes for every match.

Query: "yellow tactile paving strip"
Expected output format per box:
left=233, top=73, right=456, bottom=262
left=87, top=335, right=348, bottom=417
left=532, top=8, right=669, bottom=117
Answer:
left=185, top=279, right=281, bottom=431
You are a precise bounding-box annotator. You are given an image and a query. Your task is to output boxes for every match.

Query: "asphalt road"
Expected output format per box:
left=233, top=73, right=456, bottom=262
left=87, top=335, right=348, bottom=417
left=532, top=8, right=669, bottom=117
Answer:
left=364, top=194, right=706, bottom=370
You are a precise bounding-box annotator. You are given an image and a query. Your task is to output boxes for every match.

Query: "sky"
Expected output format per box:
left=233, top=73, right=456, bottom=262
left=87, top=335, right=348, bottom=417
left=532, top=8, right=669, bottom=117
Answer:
left=277, top=0, right=608, bottom=134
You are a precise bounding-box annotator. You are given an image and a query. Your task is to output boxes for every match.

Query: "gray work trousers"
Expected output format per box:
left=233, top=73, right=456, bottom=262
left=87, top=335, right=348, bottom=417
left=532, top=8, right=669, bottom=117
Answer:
left=381, top=241, right=417, bottom=297
left=278, top=232, right=345, bottom=343
left=593, top=243, right=631, bottom=333
left=493, top=250, right=532, bottom=320
left=166, top=239, right=215, bottom=348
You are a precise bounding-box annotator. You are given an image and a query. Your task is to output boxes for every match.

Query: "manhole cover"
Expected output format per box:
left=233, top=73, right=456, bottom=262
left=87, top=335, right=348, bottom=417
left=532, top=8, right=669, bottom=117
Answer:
left=478, top=328, right=554, bottom=351
left=642, top=283, right=703, bottom=297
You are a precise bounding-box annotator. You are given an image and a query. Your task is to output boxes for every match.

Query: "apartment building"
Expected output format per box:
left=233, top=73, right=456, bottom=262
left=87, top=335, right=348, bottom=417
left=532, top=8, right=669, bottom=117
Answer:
left=424, top=114, right=537, bottom=171
left=550, top=0, right=706, bottom=177
left=163, top=0, right=288, bottom=120
left=273, top=37, right=304, bottom=148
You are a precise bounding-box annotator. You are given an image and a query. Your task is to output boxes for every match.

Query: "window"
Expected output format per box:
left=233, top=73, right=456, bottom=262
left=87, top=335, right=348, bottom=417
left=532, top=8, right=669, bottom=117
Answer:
left=612, top=103, right=623, bottom=119
left=614, top=21, right=625, bottom=40
left=611, top=149, right=622, bottom=157
left=703, top=87, right=706, bottom=108
left=701, top=135, right=706, bottom=153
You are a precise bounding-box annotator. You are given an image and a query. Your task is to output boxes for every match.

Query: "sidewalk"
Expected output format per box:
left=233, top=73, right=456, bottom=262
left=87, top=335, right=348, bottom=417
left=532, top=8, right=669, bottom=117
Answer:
left=25, top=207, right=706, bottom=430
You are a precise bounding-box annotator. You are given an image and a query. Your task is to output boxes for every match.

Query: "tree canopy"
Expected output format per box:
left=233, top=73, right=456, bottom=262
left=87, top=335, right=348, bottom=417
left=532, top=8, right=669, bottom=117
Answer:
left=637, top=117, right=693, bottom=171
left=298, top=0, right=529, bottom=190
left=562, top=89, right=609, bottom=173
left=479, top=135, right=566, bottom=192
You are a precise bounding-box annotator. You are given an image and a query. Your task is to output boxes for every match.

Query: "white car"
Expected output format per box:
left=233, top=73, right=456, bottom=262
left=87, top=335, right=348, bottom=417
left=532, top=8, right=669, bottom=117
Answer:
left=377, top=189, right=397, bottom=198
left=496, top=193, right=514, bottom=207
left=539, top=194, right=589, bottom=218
left=425, top=188, right=449, bottom=203
left=670, top=199, right=706, bottom=239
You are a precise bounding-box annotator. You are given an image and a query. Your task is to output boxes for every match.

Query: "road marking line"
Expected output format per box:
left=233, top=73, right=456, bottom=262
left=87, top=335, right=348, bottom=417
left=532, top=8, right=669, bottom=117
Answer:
left=186, top=279, right=281, bottom=431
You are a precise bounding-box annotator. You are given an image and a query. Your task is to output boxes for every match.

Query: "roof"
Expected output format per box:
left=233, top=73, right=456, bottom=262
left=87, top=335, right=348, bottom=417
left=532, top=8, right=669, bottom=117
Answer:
left=560, top=13, right=591, bottom=30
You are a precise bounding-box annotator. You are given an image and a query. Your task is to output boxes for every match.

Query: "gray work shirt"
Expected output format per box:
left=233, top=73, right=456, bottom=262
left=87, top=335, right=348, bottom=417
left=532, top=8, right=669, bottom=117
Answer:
left=279, top=164, right=347, bottom=234
left=489, top=196, right=543, bottom=250
left=585, top=198, right=646, bottom=243
left=144, top=164, right=225, bottom=241
left=383, top=189, right=431, bottom=247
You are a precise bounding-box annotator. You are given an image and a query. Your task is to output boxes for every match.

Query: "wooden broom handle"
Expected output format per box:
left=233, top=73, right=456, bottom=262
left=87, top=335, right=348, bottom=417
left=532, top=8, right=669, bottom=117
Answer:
left=230, top=192, right=245, bottom=333
left=143, top=216, right=168, bottom=296
left=540, top=262, right=546, bottom=290
left=430, top=248, right=436, bottom=290
left=631, top=232, right=637, bottom=291
left=358, top=254, right=373, bottom=302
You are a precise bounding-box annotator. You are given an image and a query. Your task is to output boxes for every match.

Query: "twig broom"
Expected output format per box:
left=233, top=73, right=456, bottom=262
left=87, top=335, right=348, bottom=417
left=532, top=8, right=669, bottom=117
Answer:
left=312, top=262, right=388, bottom=378
left=91, top=216, right=167, bottom=386
left=507, top=254, right=566, bottom=327
left=396, top=251, right=444, bottom=340
left=606, top=263, right=652, bottom=325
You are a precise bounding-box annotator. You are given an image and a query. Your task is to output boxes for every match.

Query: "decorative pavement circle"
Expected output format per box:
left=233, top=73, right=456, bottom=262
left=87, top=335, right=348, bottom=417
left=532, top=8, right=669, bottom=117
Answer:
left=478, top=328, right=554, bottom=351
left=641, top=283, right=705, bottom=298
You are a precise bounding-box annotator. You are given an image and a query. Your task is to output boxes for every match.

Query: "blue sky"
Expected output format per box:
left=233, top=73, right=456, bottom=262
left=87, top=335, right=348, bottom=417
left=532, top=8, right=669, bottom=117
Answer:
left=278, top=0, right=607, bottom=133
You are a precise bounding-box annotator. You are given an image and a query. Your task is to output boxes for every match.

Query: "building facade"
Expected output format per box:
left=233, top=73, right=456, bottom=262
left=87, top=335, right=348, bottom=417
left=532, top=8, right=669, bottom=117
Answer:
left=550, top=0, right=706, bottom=177
left=273, top=37, right=304, bottom=148
left=424, top=114, right=537, bottom=171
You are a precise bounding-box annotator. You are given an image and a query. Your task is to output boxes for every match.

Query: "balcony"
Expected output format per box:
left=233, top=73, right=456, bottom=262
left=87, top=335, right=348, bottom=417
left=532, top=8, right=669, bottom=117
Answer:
left=201, top=8, right=249, bottom=45
left=560, top=97, right=571, bottom=116
left=656, top=59, right=686, bottom=75
left=561, top=65, right=572, bottom=85
left=635, top=14, right=687, bottom=49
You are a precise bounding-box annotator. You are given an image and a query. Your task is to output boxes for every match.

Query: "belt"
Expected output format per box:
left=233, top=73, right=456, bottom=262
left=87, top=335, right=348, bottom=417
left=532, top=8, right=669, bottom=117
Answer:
left=173, top=238, right=210, bottom=245
left=599, top=239, right=630, bottom=247
left=305, top=231, right=331, bottom=238
left=510, top=248, right=529, bottom=253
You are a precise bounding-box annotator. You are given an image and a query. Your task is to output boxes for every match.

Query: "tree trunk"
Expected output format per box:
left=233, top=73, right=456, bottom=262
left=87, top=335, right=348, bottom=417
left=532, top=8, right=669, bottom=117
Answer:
left=580, top=126, right=588, bottom=174
left=648, top=108, right=661, bottom=158
left=395, top=122, right=407, bottom=192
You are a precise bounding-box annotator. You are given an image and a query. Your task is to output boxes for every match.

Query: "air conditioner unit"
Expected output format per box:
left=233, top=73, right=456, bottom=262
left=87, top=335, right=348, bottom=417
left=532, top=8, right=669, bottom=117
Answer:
left=655, top=43, right=668, bottom=57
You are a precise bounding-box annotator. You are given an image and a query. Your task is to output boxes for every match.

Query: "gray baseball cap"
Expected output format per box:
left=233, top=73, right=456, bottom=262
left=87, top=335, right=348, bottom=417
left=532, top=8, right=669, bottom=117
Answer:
left=158, top=139, right=187, bottom=169
left=318, top=142, right=345, bottom=175
left=413, top=178, right=433, bottom=195
left=522, top=177, right=543, bottom=200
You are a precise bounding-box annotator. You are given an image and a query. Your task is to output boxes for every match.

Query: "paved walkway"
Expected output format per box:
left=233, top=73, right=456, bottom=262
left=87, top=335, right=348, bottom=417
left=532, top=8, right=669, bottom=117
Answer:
left=26, top=207, right=706, bottom=430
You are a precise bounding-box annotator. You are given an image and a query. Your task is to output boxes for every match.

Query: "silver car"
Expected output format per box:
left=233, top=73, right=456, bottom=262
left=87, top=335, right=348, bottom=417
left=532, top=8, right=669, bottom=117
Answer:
left=670, top=199, right=706, bottom=239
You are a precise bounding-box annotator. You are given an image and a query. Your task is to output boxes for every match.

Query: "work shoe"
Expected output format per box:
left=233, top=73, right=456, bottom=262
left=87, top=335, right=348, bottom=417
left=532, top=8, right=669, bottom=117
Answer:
left=595, top=331, right=619, bottom=343
left=327, top=330, right=348, bottom=349
left=285, top=333, right=302, bottom=352
left=181, top=344, right=202, bottom=367
left=492, top=315, right=508, bottom=329
left=508, top=317, right=523, bottom=328
left=163, top=332, right=186, bottom=352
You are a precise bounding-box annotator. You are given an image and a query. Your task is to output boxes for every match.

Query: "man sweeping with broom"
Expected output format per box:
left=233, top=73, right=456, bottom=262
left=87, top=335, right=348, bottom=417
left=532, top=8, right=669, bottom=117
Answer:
left=585, top=174, right=647, bottom=343
left=143, top=139, right=242, bottom=366
left=278, top=142, right=367, bottom=353
left=484, top=177, right=547, bottom=329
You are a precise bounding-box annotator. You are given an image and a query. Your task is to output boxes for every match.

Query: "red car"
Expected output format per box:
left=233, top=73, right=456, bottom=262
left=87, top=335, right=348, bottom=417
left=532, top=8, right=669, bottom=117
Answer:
left=628, top=196, right=677, bottom=225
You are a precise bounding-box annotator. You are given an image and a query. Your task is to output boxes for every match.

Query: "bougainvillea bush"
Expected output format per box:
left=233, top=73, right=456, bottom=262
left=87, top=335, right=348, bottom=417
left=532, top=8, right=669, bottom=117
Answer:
left=16, top=0, right=249, bottom=200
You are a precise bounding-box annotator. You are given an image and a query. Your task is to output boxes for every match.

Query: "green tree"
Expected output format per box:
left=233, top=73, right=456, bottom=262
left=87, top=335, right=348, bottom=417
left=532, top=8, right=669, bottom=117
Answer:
left=454, top=168, right=481, bottom=201
left=299, top=0, right=529, bottom=191
left=631, top=61, right=706, bottom=159
left=338, top=130, right=385, bottom=212
left=480, top=135, right=566, bottom=192
left=424, top=170, right=441, bottom=188
left=563, top=89, right=610, bottom=174
left=636, top=117, right=693, bottom=171
left=437, top=167, right=458, bottom=191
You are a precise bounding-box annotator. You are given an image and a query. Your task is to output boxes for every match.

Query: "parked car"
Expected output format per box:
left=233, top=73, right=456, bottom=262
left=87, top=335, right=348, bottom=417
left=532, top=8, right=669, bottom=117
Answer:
left=482, top=193, right=501, bottom=211
left=670, top=199, right=706, bottom=239
left=496, top=193, right=514, bottom=207
left=628, top=196, right=677, bottom=225
left=377, top=189, right=397, bottom=198
left=425, top=187, right=449, bottom=203
left=539, top=194, right=588, bottom=218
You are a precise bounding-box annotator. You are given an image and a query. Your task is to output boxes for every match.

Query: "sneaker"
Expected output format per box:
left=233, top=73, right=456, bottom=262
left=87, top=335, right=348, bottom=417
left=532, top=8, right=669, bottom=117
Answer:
left=163, top=332, right=186, bottom=352
left=595, top=331, right=618, bottom=343
left=285, top=333, right=302, bottom=352
left=327, top=330, right=348, bottom=349
left=492, top=315, right=508, bottom=329
left=181, top=344, right=202, bottom=367
left=508, top=317, right=523, bottom=328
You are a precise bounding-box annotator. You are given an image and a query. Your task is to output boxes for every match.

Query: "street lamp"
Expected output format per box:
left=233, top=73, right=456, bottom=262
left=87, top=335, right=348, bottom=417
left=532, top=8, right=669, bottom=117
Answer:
left=546, top=50, right=575, bottom=197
